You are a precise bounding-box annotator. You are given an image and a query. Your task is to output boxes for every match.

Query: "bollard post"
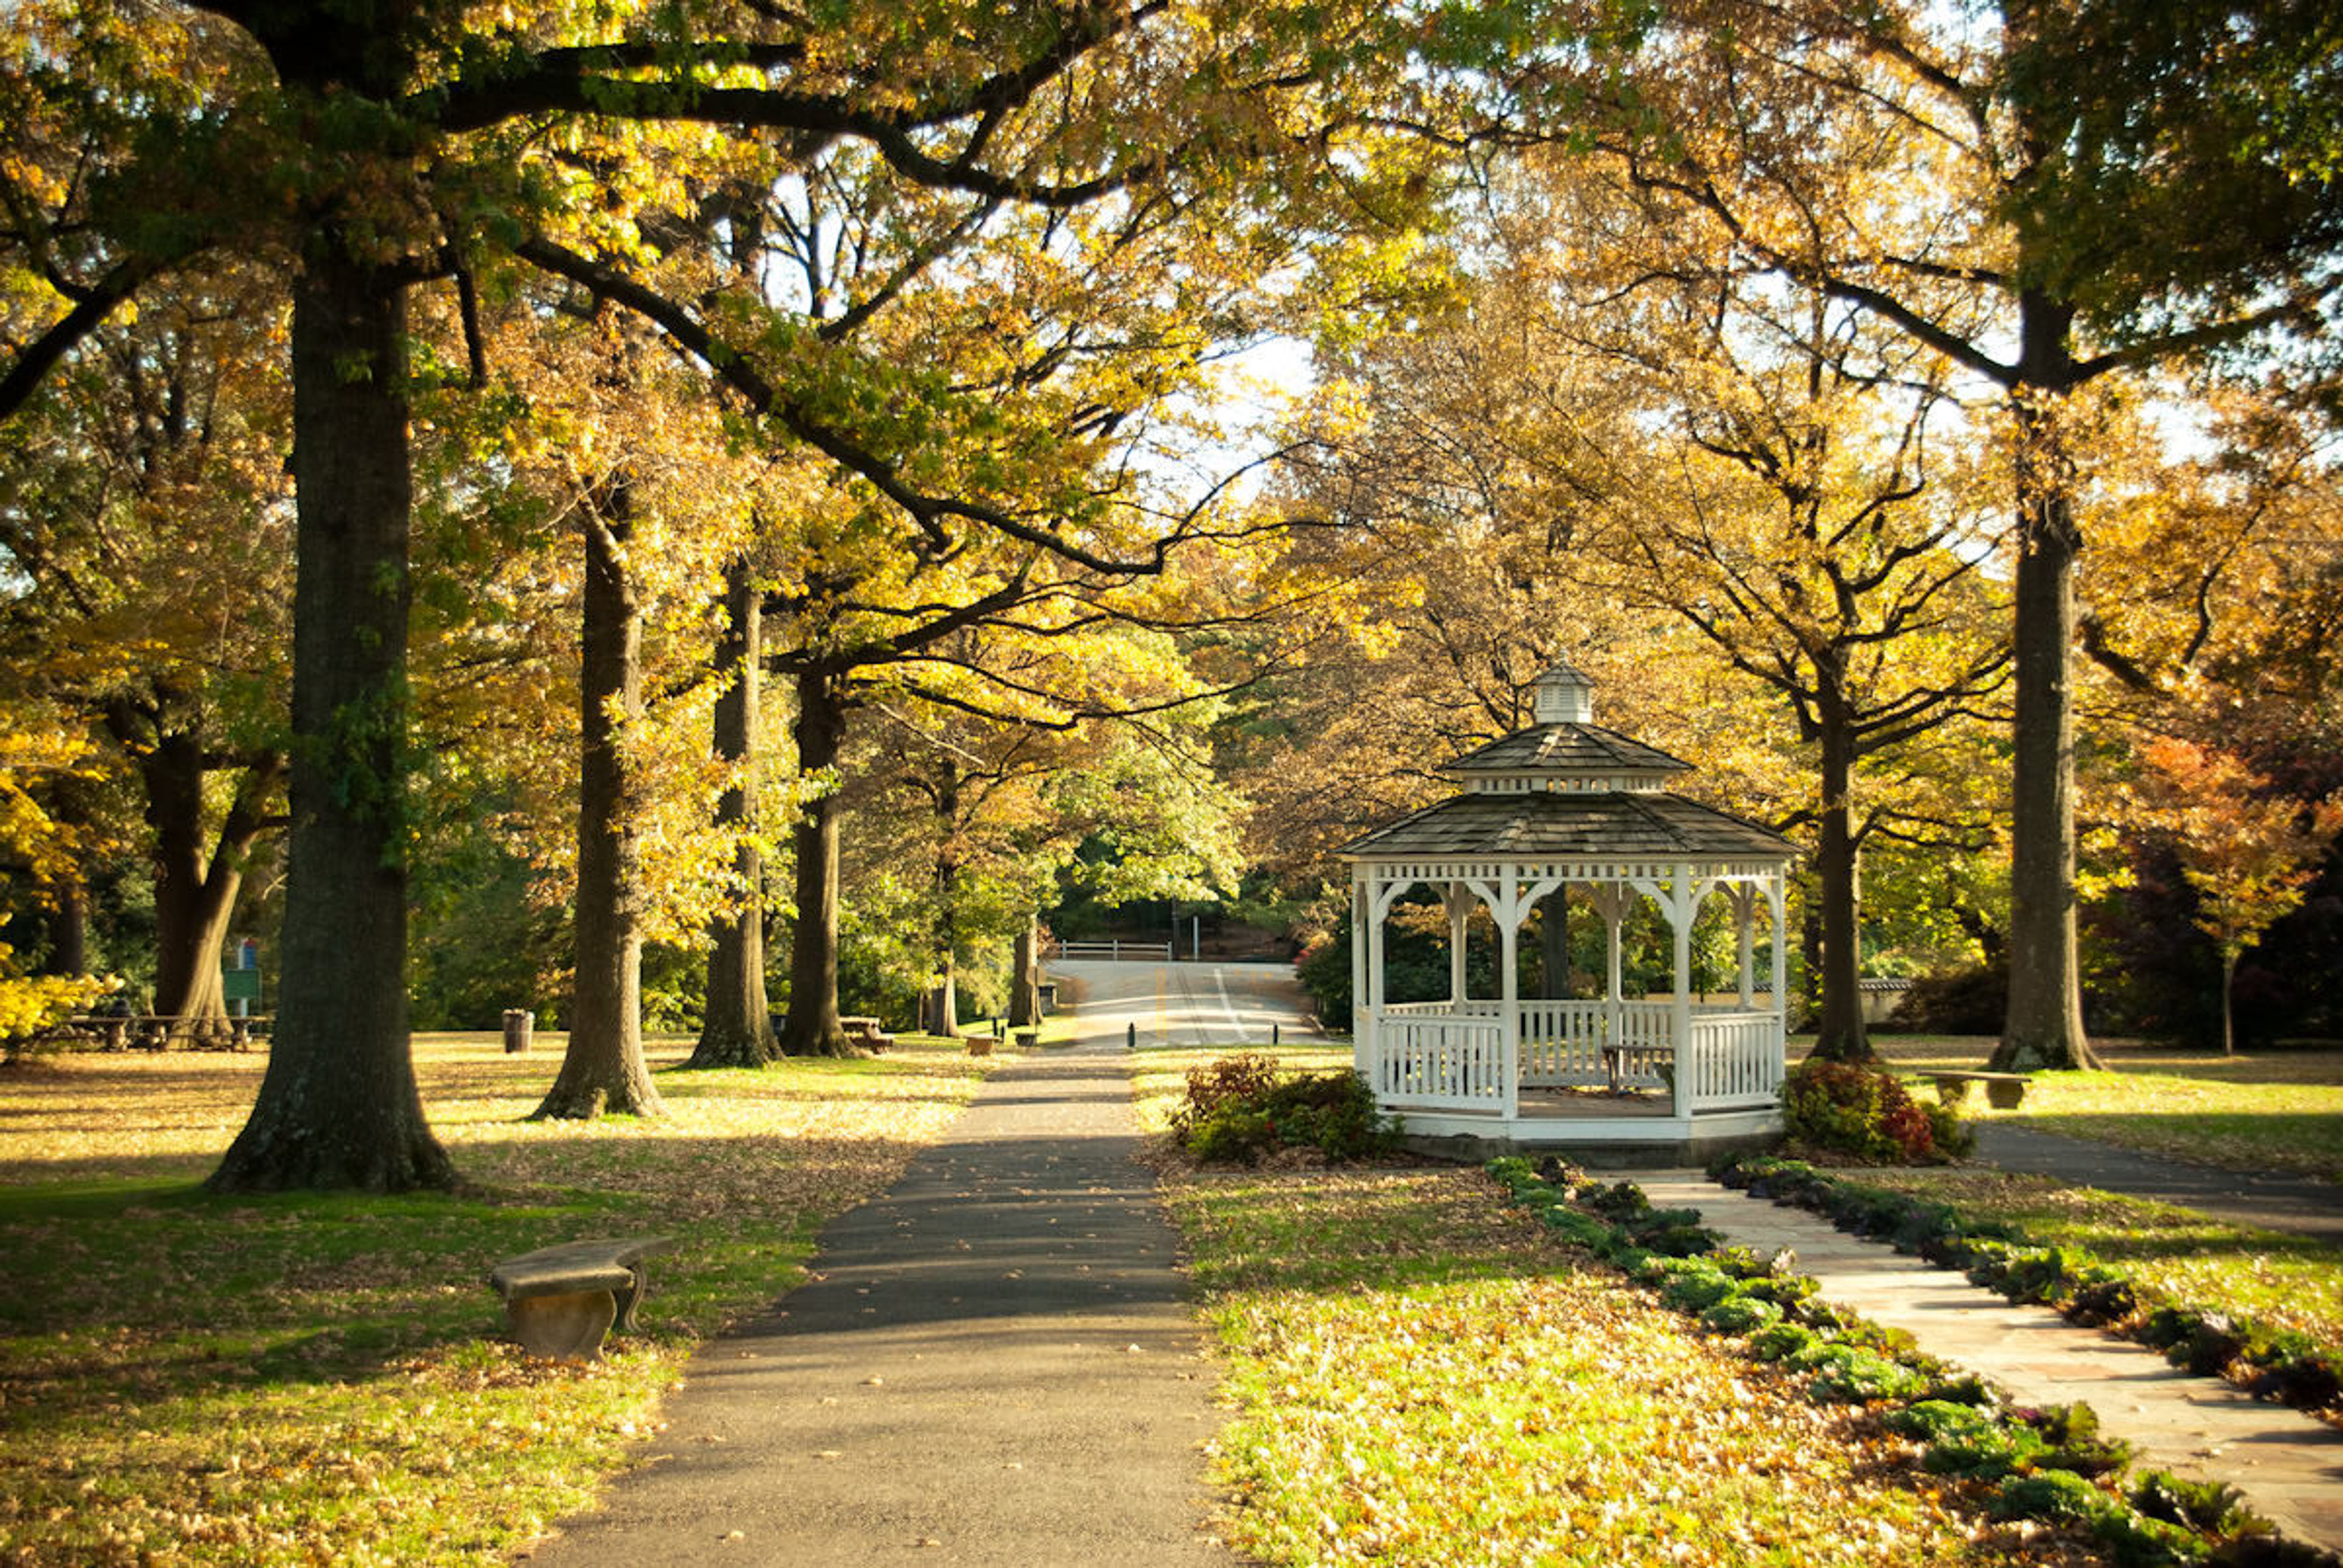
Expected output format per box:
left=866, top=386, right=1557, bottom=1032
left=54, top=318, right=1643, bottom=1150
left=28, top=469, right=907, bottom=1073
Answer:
left=502, top=1009, right=533, bottom=1055
left=1126, top=1020, right=1136, bottom=1051
left=1272, top=1023, right=1280, bottom=1047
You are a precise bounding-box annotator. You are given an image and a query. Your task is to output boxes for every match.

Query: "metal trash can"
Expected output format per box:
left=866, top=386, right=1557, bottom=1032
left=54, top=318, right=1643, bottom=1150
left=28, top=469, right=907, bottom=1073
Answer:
left=502, top=1009, right=534, bottom=1054
left=1037, top=982, right=1057, bottom=1015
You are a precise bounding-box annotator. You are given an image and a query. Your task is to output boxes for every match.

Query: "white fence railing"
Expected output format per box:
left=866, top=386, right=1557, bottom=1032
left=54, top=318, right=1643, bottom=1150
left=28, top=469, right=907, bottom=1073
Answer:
left=1051, top=940, right=1174, bottom=962
left=1684, top=1010, right=1782, bottom=1110
left=1372, top=1016, right=1509, bottom=1110
left=1370, top=1000, right=1781, bottom=1115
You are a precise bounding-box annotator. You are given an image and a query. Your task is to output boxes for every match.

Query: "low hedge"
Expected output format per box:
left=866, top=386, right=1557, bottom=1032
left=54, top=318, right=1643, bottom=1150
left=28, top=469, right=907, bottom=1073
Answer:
left=1710, top=1153, right=2343, bottom=1422
left=1486, top=1156, right=2339, bottom=1568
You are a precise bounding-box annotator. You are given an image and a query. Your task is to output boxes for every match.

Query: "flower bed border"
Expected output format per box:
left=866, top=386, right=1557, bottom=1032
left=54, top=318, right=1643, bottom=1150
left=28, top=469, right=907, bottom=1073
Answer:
left=1710, top=1154, right=2343, bottom=1423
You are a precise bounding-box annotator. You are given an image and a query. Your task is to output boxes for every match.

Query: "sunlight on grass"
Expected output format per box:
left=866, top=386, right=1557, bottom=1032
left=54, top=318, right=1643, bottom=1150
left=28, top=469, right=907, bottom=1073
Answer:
left=1844, top=1167, right=2343, bottom=1354
left=1864, top=1038, right=2343, bottom=1182
left=0, top=1035, right=1002, bottom=1565
left=1135, top=1047, right=2087, bottom=1567
left=1162, top=1166, right=2086, bottom=1567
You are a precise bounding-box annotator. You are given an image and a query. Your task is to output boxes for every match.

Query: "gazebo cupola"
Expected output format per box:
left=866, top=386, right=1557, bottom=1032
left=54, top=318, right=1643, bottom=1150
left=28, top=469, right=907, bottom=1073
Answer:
left=1338, top=656, right=1798, bottom=1160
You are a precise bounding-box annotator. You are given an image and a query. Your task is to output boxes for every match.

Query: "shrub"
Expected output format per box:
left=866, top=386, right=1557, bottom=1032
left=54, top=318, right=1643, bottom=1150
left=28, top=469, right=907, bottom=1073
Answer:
left=1992, top=1470, right=2122, bottom=1527
left=1779, top=1059, right=1938, bottom=1162
left=1887, top=963, right=2007, bottom=1034
left=1884, top=1400, right=1996, bottom=1440
left=1172, top=1053, right=1284, bottom=1136
left=2131, top=1472, right=2253, bottom=1537
left=1924, top=1425, right=2050, bottom=1480
left=1925, top=1099, right=1977, bottom=1158
left=1541, top=1206, right=1614, bottom=1252
left=1701, top=1294, right=1783, bottom=1334
left=1187, top=1104, right=1278, bottom=1164
left=1748, top=1320, right=1818, bottom=1362
left=1658, top=1266, right=1740, bottom=1314
left=1176, top=1060, right=1399, bottom=1163
left=1804, top=1344, right=1926, bottom=1403
left=2094, top=1513, right=2211, bottom=1568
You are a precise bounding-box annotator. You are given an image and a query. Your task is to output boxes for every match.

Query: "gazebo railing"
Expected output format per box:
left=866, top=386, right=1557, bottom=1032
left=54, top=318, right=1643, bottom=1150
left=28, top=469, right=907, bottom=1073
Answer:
left=1519, top=1001, right=1607, bottom=1082
left=1683, top=1010, right=1782, bottom=1110
left=1368, top=999, right=1783, bottom=1112
left=1372, top=1016, right=1509, bottom=1110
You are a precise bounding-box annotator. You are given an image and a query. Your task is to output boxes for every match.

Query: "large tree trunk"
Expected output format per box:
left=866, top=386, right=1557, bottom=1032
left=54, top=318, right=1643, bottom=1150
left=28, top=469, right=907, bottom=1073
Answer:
left=42, top=881, right=85, bottom=978
left=1993, top=317, right=2101, bottom=1073
left=1808, top=707, right=1873, bottom=1061
left=1008, top=915, right=1042, bottom=1027
left=538, top=487, right=663, bottom=1118
left=208, top=243, right=454, bottom=1192
left=1537, top=888, right=1571, bottom=999
left=688, top=559, right=777, bottom=1068
left=146, top=742, right=282, bottom=1036
left=777, top=664, right=857, bottom=1057
left=922, top=759, right=963, bottom=1038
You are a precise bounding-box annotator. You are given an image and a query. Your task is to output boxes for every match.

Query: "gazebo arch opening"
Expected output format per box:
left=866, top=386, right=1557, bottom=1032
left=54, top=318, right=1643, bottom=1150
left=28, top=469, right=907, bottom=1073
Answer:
left=1341, top=657, right=1796, bottom=1160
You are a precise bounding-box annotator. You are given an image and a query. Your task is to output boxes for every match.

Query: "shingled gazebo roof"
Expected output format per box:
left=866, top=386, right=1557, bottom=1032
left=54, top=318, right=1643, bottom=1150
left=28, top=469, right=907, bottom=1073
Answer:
left=1339, top=656, right=1794, bottom=867
left=1340, top=789, right=1794, bottom=860
left=1441, top=724, right=1691, bottom=780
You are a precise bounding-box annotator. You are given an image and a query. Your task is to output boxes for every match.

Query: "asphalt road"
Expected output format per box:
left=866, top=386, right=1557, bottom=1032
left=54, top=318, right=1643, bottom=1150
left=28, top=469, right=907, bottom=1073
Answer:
left=1043, top=958, right=1318, bottom=1052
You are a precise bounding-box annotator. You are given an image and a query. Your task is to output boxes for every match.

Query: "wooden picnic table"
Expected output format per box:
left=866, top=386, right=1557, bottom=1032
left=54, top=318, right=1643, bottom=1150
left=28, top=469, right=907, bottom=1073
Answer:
left=6, top=1013, right=269, bottom=1062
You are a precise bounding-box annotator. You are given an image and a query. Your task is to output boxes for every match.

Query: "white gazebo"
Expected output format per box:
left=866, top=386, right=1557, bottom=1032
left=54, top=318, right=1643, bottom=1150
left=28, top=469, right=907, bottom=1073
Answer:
left=1339, top=657, right=1796, bottom=1160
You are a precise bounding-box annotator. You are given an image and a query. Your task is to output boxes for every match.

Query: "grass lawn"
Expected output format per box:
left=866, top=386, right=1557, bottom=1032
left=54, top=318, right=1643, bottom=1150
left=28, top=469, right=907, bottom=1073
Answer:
left=1130, top=1050, right=2094, bottom=1568
left=1856, top=1037, right=2343, bottom=1184
left=1837, top=1166, right=2343, bottom=1356
left=0, top=1032, right=1003, bottom=1566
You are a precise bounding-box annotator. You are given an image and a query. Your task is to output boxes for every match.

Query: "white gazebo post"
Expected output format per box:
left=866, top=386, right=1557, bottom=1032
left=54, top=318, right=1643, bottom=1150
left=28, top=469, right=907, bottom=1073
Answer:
left=1589, top=882, right=1631, bottom=1052
left=1669, top=861, right=1694, bottom=1120
left=1497, top=879, right=1521, bottom=1115
left=1443, top=882, right=1471, bottom=1006
left=1726, top=882, right=1760, bottom=1008
left=1770, top=878, right=1788, bottom=1032
left=1351, top=866, right=1372, bottom=1076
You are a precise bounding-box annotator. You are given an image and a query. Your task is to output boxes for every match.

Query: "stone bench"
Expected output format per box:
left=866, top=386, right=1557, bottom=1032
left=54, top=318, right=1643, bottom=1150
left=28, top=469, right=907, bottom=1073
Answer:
left=1925, top=1070, right=2032, bottom=1110
left=488, top=1235, right=676, bottom=1361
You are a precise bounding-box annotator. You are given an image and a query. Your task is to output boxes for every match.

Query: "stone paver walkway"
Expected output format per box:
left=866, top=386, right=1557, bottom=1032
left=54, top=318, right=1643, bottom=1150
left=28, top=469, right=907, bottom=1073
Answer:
left=1629, top=1173, right=2343, bottom=1556
left=524, top=1050, right=1235, bottom=1568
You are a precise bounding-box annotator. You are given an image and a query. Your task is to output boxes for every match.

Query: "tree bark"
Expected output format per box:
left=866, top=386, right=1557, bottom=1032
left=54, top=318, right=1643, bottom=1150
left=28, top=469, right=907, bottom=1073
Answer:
left=923, top=758, right=963, bottom=1038
left=777, top=664, right=857, bottom=1056
left=1993, top=327, right=2102, bottom=1072
left=1809, top=706, right=1873, bottom=1061
left=538, top=485, right=664, bottom=1118
left=42, top=880, right=86, bottom=977
left=688, top=559, right=778, bottom=1068
left=1008, top=915, right=1042, bottom=1027
left=1537, top=888, right=1571, bottom=999
left=207, top=241, right=454, bottom=1192
left=2220, top=950, right=2237, bottom=1057
left=145, top=740, right=283, bottom=1034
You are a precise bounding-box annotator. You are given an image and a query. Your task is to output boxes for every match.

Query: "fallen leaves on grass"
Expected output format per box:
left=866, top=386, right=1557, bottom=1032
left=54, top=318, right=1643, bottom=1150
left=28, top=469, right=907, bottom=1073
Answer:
left=0, top=1036, right=998, bottom=1566
left=1166, top=1166, right=2098, bottom=1568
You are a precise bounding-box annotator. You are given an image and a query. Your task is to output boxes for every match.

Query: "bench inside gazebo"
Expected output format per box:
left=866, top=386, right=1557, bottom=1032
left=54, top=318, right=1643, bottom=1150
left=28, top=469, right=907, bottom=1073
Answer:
left=1339, top=656, right=1796, bottom=1163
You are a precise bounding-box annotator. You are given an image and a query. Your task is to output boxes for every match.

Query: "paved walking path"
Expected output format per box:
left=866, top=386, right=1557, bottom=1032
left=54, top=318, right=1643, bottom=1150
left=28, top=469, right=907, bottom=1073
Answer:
left=525, top=1048, right=1235, bottom=1567
left=1970, top=1123, right=2343, bottom=1245
left=1629, top=1172, right=2343, bottom=1555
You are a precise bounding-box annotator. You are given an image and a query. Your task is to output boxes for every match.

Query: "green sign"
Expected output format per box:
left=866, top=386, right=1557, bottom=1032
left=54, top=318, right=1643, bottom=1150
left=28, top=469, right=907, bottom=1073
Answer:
left=222, top=968, right=262, bottom=1004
